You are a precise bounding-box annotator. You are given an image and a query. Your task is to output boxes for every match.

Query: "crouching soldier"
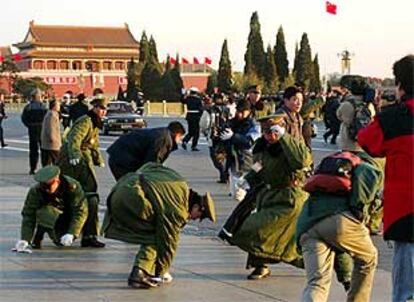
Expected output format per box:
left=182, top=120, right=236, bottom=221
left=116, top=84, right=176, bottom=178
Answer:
left=13, top=165, right=88, bottom=253
left=296, top=151, right=384, bottom=302
left=102, top=162, right=216, bottom=289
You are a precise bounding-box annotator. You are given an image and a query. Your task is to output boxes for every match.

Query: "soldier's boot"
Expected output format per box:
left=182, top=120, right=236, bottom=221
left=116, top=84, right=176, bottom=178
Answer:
left=247, top=266, right=271, bottom=280
left=31, top=226, right=46, bottom=249
left=81, top=237, right=105, bottom=248
left=128, top=266, right=158, bottom=289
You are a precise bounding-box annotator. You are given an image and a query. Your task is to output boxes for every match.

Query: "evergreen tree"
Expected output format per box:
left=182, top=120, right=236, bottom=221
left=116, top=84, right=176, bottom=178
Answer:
left=295, top=33, right=313, bottom=90
left=170, top=54, right=184, bottom=97
left=206, top=71, right=218, bottom=95
left=160, top=55, right=182, bottom=101
left=244, top=11, right=266, bottom=78
left=310, top=54, right=321, bottom=92
left=149, top=35, right=159, bottom=63
left=217, top=39, right=233, bottom=93
left=274, top=26, right=289, bottom=87
left=263, top=45, right=279, bottom=94
left=293, top=42, right=299, bottom=74
left=140, top=55, right=162, bottom=100
left=139, top=31, right=150, bottom=64
left=126, top=58, right=140, bottom=102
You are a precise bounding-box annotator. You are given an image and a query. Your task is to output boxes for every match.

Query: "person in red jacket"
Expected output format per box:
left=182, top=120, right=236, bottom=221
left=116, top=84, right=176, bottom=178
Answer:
left=358, top=54, right=414, bottom=302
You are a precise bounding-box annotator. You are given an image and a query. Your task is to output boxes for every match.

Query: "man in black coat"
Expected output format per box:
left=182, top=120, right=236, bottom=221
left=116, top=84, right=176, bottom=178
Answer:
left=21, top=88, right=48, bottom=174
left=69, top=93, right=89, bottom=125
left=107, top=121, right=186, bottom=180
left=182, top=87, right=203, bottom=151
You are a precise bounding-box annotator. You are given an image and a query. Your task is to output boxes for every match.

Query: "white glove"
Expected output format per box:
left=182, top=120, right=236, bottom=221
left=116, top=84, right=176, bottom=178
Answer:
left=60, top=234, right=74, bottom=246
left=12, top=240, right=32, bottom=254
left=251, top=161, right=263, bottom=173
left=69, top=158, right=80, bottom=166
left=98, top=162, right=105, bottom=168
left=270, top=125, right=286, bottom=138
left=234, top=187, right=247, bottom=202
left=151, top=272, right=173, bottom=284
left=220, top=128, right=234, bottom=141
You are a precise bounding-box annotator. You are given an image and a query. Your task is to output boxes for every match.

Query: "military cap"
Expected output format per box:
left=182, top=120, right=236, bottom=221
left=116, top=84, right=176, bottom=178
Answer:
left=257, top=113, right=287, bottom=130
left=92, top=96, right=109, bottom=109
left=236, top=99, right=251, bottom=112
left=34, top=165, right=60, bottom=183
left=201, top=192, right=216, bottom=223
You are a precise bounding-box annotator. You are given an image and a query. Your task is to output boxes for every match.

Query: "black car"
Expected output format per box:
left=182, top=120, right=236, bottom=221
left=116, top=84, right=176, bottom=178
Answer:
left=102, top=101, right=146, bottom=135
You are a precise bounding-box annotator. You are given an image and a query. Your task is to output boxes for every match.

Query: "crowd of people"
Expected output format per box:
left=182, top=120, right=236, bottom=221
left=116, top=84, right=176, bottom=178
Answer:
left=7, top=54, right=413, bottom=301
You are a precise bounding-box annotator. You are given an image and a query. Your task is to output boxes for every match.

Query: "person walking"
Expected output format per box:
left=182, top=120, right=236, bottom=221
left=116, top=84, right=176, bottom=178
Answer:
left=182, top=87, right=203, bottom=151
left=0, top=92, right=8, bottom=148
left=21, top=88, right=48, bottom=174
left=41, top=99, right=62, bottom=166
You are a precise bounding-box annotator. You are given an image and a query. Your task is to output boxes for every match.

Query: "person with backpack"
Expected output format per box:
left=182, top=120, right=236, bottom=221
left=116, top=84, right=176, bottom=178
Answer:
left=358, top=55, right=414, bottom=302
left=296, top=150, right=384, bottom=302
left=336, top=75, right=376, bottom=152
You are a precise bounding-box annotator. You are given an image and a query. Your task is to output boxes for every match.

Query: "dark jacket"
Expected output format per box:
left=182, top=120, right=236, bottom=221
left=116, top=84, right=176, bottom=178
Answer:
left=21, top=101, right=47, bottom=128
left=358, top=97, right=414, bottom=242
left=324, top=97, right=341, bottom=132
left=276, top=105, right=304, bottom=141
left=226, top=116, right=260, bottom=174
left=69, top=100, right=89, bottom=124
left=184, top=95, right=203, bottom=120
left=107, top=127, right=176, bottom=172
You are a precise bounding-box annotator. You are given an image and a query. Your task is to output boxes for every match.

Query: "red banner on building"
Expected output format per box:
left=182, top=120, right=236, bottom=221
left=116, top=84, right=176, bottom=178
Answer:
left=118, top=76, right=128, bottom=85
left=44, top=76, right=77, bottom=85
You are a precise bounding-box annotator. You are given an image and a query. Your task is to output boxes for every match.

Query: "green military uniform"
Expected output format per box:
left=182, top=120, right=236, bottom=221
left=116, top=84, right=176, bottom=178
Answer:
left=20, top=167, right=88, bottom=244
left=57, top=112, right=104, bottom=238
left=231, top=131, right=313, bottom=267
left=102, top=163, right=190, bottom=276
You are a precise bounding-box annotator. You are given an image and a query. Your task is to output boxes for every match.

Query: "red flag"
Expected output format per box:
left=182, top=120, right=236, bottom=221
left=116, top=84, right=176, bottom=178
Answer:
left=182, top=57, right=189, bottom=64
left=204, top=57, right=212, bottom=65
left=193, top=57, right=200, bottom=64
left=0, top=55, right=4, bottom=63
left=326, top=1, right=337, bottom=15
left=170, top=57, right=177, bottom=65
left=12, top=54, right=23, bottom=61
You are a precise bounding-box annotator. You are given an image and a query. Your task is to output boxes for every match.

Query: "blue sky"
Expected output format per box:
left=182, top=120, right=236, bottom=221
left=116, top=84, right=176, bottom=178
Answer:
left=2, top=0, right=413, bottom=77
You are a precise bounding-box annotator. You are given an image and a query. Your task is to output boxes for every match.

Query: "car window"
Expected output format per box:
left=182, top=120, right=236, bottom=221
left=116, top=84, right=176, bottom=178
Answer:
left=107, top=103, right=134, bottom=114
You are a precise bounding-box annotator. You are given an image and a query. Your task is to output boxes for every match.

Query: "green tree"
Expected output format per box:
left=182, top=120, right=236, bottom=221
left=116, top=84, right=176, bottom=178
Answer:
left=13, top=77, right=51, bottom=99
left=206, top=70, right=218, bottom=95
left=139, top=31, right=150, bottom=64
left=263, top=45, right=279, bottom=95
left=244, top=11, right=266, bottom=78
left=217, top=39, right=233, bottom=93
left=274, top=26, right=289, bottom=87
left=293, top=42, right=299, bottom=74
left=160, top=55, right=182, bottom=101
left=140, top=55, right=162, bottom=100
left=0, top=58, right=19, bottom=94
left=149, top=35, right=159, bottom=63
left=231, top=71, right=244, bottom=93
left=310, top=54, right=321, bottom=92
left=170, top=54, right=184, bottom=97
left=295, top=33, right=313, bottom=91
left=126, top=58, right=140, bottom=102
